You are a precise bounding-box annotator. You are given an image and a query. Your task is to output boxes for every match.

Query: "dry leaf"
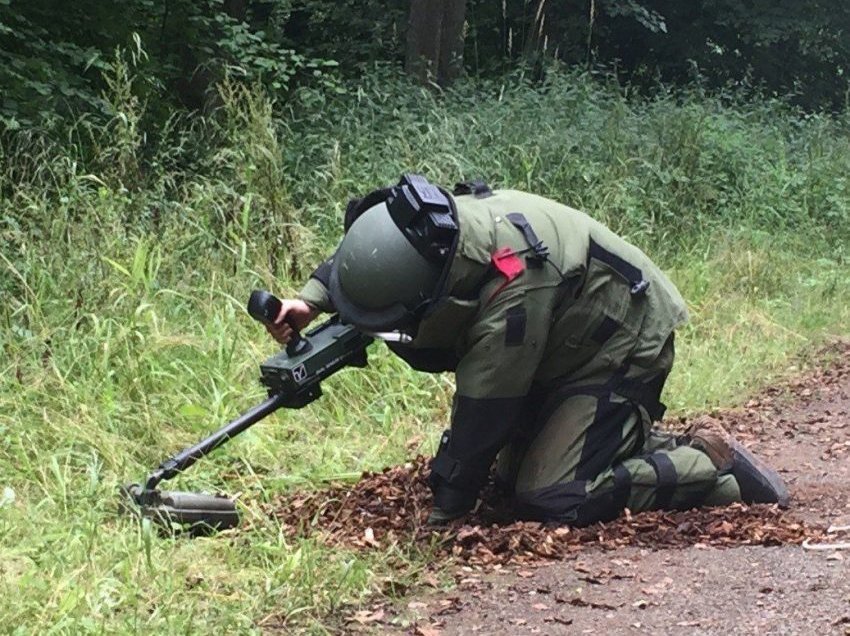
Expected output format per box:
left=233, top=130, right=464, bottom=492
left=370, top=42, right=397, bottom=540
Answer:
left=363, top=527, right=379, bottom=547
left=349, top=609, right=385, bottom=624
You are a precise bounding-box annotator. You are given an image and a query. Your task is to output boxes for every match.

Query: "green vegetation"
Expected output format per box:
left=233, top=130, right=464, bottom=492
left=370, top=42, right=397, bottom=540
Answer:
left=1, top=62, right=849, bottom=632
left=3, top=0, right=850, bottom=129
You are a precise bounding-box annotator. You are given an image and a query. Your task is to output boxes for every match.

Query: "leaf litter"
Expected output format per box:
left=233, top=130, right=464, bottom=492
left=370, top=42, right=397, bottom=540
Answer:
left=267, top=456, right=821, bottom=567
left=266, top=341, right=850, bottom=568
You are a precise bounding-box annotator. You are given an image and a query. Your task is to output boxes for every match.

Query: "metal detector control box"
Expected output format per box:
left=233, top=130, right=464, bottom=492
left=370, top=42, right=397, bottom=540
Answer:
left=258, top=316, right=373, bottom=408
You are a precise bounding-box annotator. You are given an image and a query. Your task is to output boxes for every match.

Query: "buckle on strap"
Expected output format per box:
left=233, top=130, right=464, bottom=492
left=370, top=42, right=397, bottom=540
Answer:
left=588, top=239, right=650, bottom=296
left=453, top=179, right=493, bottom=198
left=505, top=212, right=550, bottom=264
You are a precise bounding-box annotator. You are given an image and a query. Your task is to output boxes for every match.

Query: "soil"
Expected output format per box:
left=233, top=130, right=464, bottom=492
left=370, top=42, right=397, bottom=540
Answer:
left=269, top=342, right=850, bottom=635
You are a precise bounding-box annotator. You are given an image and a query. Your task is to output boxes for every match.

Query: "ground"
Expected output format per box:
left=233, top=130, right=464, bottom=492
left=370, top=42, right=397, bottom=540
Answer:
left=272, top=343, right=850, bottom=635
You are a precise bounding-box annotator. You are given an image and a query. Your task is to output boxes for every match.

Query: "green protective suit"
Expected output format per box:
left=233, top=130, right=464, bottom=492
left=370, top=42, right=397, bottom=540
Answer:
left=300, top=188, right=741, bottom=524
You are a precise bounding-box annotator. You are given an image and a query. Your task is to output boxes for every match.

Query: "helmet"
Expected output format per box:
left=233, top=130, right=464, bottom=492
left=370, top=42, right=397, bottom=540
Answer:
left=329, top=175, right=458, bottom=332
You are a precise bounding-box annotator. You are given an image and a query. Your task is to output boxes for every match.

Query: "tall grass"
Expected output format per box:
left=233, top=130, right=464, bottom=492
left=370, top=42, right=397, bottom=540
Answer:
left=0, top=62, right=848, bottom=632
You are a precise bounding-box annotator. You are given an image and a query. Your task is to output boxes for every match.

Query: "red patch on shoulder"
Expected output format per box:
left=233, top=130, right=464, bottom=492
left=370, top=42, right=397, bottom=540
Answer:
left=492, top=247, right=525, bottom=281
left=488, top=247, right=525, bottom=301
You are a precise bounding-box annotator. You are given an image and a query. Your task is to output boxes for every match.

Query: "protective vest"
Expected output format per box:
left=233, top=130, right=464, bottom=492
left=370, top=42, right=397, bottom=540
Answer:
left=299, top=187, right=688, bottom=500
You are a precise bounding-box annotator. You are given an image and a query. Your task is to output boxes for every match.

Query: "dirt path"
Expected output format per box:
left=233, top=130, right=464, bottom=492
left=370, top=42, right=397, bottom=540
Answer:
left=404, top=544, right=848, bottom=635
left=396, top=344, right=850, bottom=635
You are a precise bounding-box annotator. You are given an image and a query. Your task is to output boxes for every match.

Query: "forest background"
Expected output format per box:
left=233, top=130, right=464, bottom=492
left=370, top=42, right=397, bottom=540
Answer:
left=1, top=1, right=849, bottom=632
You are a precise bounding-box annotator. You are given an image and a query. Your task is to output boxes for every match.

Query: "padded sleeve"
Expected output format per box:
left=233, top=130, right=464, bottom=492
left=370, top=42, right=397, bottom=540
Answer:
left=297, top=255, right=336, bottom=313
left=430, top=285, right=555, bottom=499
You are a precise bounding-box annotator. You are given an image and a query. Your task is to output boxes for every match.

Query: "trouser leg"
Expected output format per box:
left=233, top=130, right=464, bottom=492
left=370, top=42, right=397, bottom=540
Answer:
left=506, top=337, right=742, bottom=525
left=510, top=395, right=742, bottom=524
left=585, top=446, right=741, bottom=516
left=508, top=392, right=642, bottom=523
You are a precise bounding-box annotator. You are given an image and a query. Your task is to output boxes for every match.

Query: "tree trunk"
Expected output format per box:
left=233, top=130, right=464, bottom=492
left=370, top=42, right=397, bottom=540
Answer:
left=438, top=0, right=467, bottom=84
left=406, top=0, right=466, bottom=85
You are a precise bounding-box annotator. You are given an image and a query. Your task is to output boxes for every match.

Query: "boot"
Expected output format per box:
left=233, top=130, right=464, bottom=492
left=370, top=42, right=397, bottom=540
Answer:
left=685, top=417, right=790, bottom=507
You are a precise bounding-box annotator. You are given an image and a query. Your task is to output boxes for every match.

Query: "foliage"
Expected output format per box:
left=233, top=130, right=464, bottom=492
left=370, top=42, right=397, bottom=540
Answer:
left=0, top=0, right=342, bottom=128
left=1, top=66, right=849, bottom=631
left=594, top=0, right=850, bottom=109
left=468, top=0, right=850, bottom=109
left=2, top=0, right=850, bottom=130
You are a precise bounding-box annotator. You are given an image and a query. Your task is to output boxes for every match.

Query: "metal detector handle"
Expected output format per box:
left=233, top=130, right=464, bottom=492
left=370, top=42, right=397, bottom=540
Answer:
left=247, top=289, right=312, bottom=357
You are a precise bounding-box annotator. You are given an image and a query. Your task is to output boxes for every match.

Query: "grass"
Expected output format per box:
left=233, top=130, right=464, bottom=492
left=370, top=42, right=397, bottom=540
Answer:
left=1, top=63, right=849, bottom=633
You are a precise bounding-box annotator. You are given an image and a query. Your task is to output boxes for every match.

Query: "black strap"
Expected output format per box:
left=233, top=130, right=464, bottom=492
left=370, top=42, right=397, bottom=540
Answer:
left=588, top=239, right=650, bottom=296
left=513, top=480, right=587, bottom=523
left=590, top=315, right=620, bottom=345
left=343, top=188, right=393, bottom=231
left=615, top=373, right=668, bottom=422
left=420, top=185, right=462, bottom=318
left=575, top=396, right=635, bottom=481
left=612, top=463, right=632, bottom=512
left=505, top=212, right=549, bottom=264
left=534, top=365, right=628, bottom=426
left=646, top=452, right=677, bottom=509
left=537, top=365, right=666, bottom=427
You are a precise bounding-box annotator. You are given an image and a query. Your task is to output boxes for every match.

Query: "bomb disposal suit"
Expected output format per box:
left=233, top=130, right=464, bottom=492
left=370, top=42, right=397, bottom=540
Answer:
left=296, top=175, right=783, bottom=524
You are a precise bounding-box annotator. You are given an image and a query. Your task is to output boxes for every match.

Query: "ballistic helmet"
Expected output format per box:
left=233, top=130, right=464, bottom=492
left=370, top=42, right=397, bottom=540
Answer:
left=329, top=175, right=458, bottom=331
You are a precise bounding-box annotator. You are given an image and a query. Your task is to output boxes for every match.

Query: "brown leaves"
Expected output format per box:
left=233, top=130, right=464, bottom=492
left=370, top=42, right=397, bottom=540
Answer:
left=564, top=596, right=620, bottom=610
left=266, top=455, right=822, bottom=568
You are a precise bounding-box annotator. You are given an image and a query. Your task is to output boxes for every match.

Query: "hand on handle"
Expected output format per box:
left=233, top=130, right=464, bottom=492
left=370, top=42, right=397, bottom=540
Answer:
left=247, top=290, right=319, bottom=350
left=266, top=299, right=319, bottom=348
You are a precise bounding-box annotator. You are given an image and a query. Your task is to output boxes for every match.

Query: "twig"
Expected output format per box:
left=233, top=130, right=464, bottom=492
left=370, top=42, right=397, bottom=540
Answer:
left=802, top=538, right=850, bottom=551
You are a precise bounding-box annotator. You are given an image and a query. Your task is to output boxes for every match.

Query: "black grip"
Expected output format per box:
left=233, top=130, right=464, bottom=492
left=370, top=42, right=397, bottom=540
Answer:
left=248, top=289, right=282, bottom=324
left=247, top=290, right=312, bottom=357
